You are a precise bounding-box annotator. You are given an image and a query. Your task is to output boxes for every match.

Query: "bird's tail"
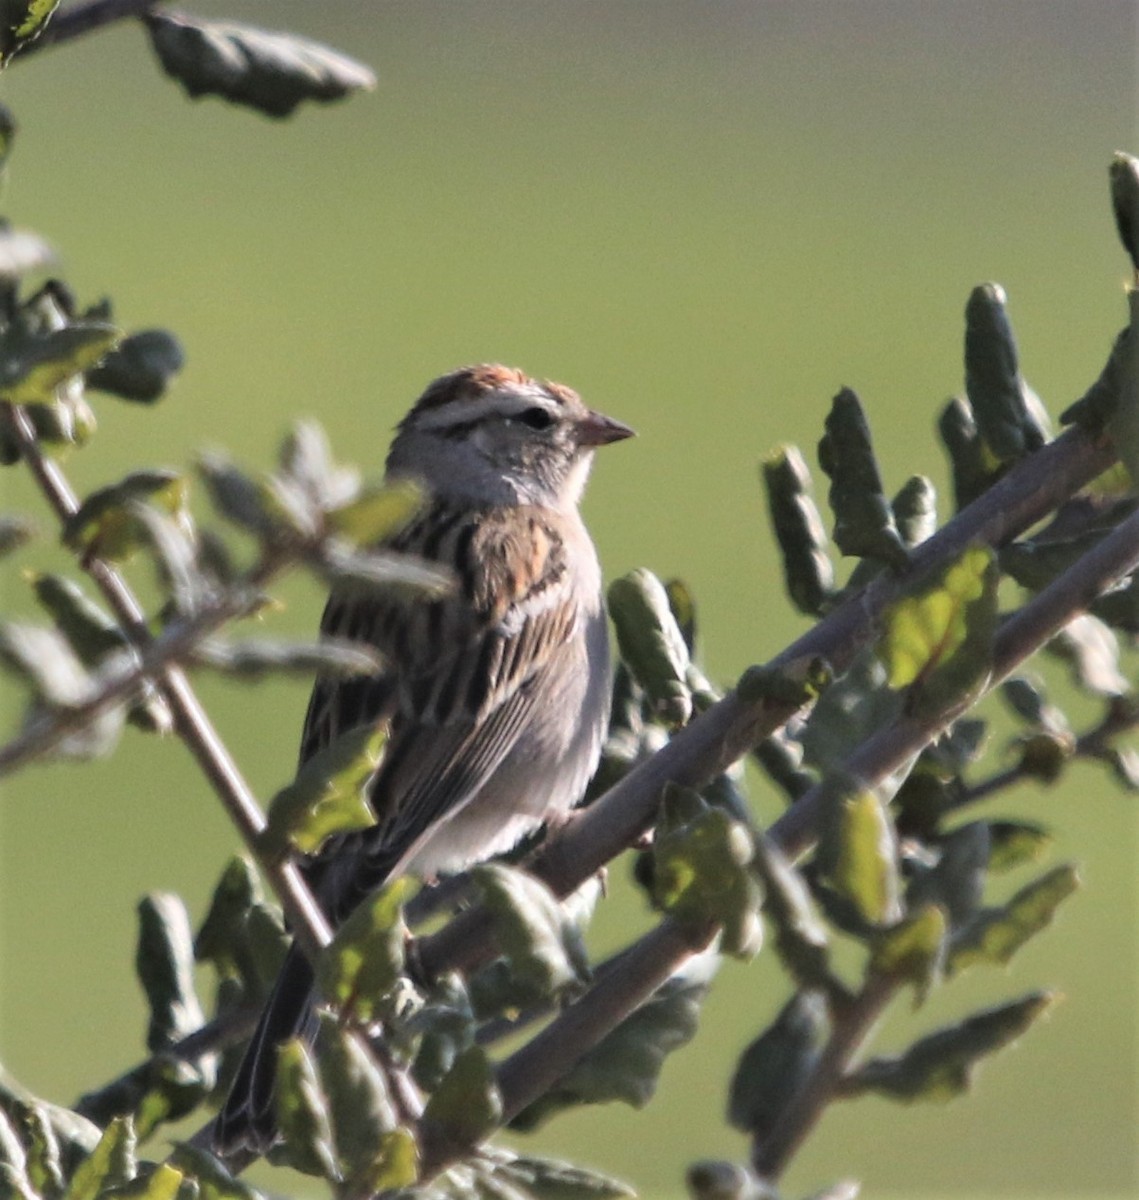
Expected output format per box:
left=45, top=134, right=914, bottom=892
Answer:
left=212, top=943, right=317, bottom=1155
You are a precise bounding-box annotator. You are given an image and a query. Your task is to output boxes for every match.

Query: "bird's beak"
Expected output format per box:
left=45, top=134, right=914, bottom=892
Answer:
left=576, top=409, right=636, bottom=447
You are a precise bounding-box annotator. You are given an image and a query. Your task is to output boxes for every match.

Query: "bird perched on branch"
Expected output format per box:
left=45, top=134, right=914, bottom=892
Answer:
left=214, top=364, right=634, bottom=1153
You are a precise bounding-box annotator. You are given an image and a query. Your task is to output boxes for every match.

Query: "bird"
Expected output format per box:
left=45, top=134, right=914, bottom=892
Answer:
left=213, top=363, right=634, bottom=1154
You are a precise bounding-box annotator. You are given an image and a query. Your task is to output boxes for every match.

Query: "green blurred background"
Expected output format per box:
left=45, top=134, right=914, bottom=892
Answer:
left=1, top=2, right=1137, bottom=1195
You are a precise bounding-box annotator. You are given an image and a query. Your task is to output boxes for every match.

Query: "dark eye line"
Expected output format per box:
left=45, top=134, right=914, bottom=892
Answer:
left=513, top=405, right=556, bottom=431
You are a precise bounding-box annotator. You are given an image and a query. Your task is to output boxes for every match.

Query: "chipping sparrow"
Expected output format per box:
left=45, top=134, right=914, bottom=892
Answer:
left=214, top=364, right=633, bottom=1153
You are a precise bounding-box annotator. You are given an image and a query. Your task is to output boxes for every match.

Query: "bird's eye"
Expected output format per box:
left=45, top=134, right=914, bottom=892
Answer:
left=516, top=406, right=555, bottom=431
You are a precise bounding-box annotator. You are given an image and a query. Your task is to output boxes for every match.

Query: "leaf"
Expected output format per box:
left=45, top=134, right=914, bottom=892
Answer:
left=63, top=470, right=187, bottom=563
left=686, top=1161, right=768, bottom=1200
left=62, top=1115, right=135, bottom=1200
left=274, top=1039, right=339, bottom=1180
left=846, top=992, right=1055, bottom=1102
left=493, top=1155, right=635, bottom=1200
left=1060, top=299, right=1139, bottom=434
left=422, top=1045, right=502, bottom=1150
left=651, top=790, right=762, bottom=958
left=15, top=1101, right=63, bottom=1199
left=939, top=396, right=999, bottom=511
left=191, top=636, right=383, bottom=682
left=0, top=0, right=58, bottom=64
left=28, top=573, right=124, bottom=666
left=510, top=948, right=718, bottom=1130
left=86, top=330, right=184, bottom=404
left=608, top=569, right=693, bottom=726
left=750, top=833, right=831, bottom=990
left=906, top=821, right=990, bottom=928
left=0, top=321, right=117, bottom=405
left=145, top=13, right=376, bottom=119
left=762, top=445, right=835, bottom=615
left=326, top=478, right=426, bottom=545
left=135, top=893, right=205, bottom=1053
left=0, top=1108, right=28, bottom=1193
left=1109, top=150, right=1139, bottom=274
left=314, top=1016, right=398, bottom=1175
left=117, top=1163, right=184, bottom=1200
left=316, top=541, right=455, bottom=598
left=471, top=864, right=591, bottom=1009
left=196, top=452, right=278, bottom=536
left=816, top=783, right=902, bottom=929
left=168, top=1142, right=262, bottom=1200
left=344, top=1126, right=418, bottom=1196
left=261, top=724, right=382, bottom=860
left=892, top=475, right=937, bottom=548
left=878, top=543, right=998, bottom=714
left=869, top=904, right=947, bottom=1003
left=0, top=225, right=54, bottom=279
left=964, top=283, right=1048, bottom=462
left=316, top=876, right=413, bottom=1023
left=1048, top=613, right=1128, bottom=697
left=817, top=387, right=908, bottom=566
left=986, top=820, right=1053, bottom=872
left=727, top=991, right=825, bottom=1138
left=0, top=514, right=33, bottom=556
left=949, top=864, right=1080, bottom=974
left=0, top=620, right=93, bottom=706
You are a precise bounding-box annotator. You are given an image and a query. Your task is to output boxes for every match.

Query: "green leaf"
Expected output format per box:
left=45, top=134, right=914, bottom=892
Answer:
left=1060, top=299, right=1138, bottom=433
left=491, top=1155, right=634, bottom=1200
left=316, top=542, right=455, bottom=598
left=261, top=724, right=382, bottom=860
left=0, top=0, right=58, bottom=64
left=14, top=1101, right=63, bottom=1199
left=664, top=577, right=698, bottom=654
left=343, top=1126, right=418, bottom=1196
left=273, top=1039, right=339, bottom=1180
left=750, top=834, right=831, bottom=990
left=471, top=865, right=591, bottom=1010
left=28, top=572, right=125, bottom=666
left=949, top=864, right=1080, bottom=974
left=964, top=283, right=1049, bottom=462
left=196, top=452, right=278, bottom=537
left=939, top=396, right=1000, bottom=511
left=817, top=783, right=902, bottom=929
left=112, top=1162, right=184, bottom=1200
left=190, top=636, right=383, bottom=682
left=727, top=991, right=825, bottom=1138
left=986, top=820, right=1053, bottom=872
left=869, top=904, right=946, bottom=1002
left=408, top=974, right=476, bottom=1093
left=846, top=992, right=1055, bottom=1102
left=608, top=568, right=693, bottom=727
left=510, top=949, right=718, bottom=1129
left=326, top=479, right=425, bottom=545
left=62, top=1115, right=135, bottom=1200
left=1109, top=150, right=1139, bottom=274
left=145, top=13, right=376, bottom=119
left=0, top=1107, right=29, bottom=1193
left=86, top=330, right=184, bottom=404
left=422, top=1045, right=502, bottom=1150
left=817, top=387, right=908, bottom=566
left=167, top=1142, right=262, bottom=1200
left=686, top=1161, right=769, bottom=1200
left=0, top=1072, right=100, bottom=1180
left=135, top=893, right=205, bottom=1053
left=762, top=445, right=835, bottom=615
left=63, top=471, right=188, bottom=563
left=878, top=543, right=998, bottom=714
left=316, top=876, right=413, bottom=1022
left=313, top=1016, right=398, bottom=1175
left=0, top=321, right=117, bottom=405
left=651, top=790, right=762, bottom=958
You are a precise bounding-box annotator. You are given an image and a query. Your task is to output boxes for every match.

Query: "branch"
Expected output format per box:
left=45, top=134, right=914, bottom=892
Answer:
left=416, top=424, right=1116, bottom=980
left=13, top=0, right=158, bottom=58
left=1, top=402, right=334, bottom=964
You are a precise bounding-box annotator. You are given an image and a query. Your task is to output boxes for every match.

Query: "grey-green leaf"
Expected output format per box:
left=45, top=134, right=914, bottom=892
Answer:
left=86, top=329, right=184, bottom=404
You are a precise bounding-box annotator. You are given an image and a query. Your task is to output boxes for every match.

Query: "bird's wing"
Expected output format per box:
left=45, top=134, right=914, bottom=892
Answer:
left=301, top=504, right=582, bottom=919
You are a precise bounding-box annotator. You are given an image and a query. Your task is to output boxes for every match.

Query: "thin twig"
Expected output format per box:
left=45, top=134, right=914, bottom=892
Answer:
left=1, top=403, right=333, bottom=964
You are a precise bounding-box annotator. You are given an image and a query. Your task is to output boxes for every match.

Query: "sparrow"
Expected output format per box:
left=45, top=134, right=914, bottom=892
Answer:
left=214, top=364, right=633, bottom=1153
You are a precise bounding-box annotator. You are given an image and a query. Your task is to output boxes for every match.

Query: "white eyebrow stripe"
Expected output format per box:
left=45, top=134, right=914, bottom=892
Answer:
left=413, top=385, right=556, bottom=431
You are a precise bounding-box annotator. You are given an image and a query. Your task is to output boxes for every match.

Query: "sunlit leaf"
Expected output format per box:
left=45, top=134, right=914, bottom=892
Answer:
left=0, top=0, right=58, bottom=63
left=261, top=724, right=382, bottom=860
left=326, top=479, right=425, bottom=545
left=62, top=1115, right=135, bottom=1200
left=274, top=1038, right=339, bottom=1180
left=0, top=321, right=117, bottom=405
left=817, top=784, right=902, bottom=929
